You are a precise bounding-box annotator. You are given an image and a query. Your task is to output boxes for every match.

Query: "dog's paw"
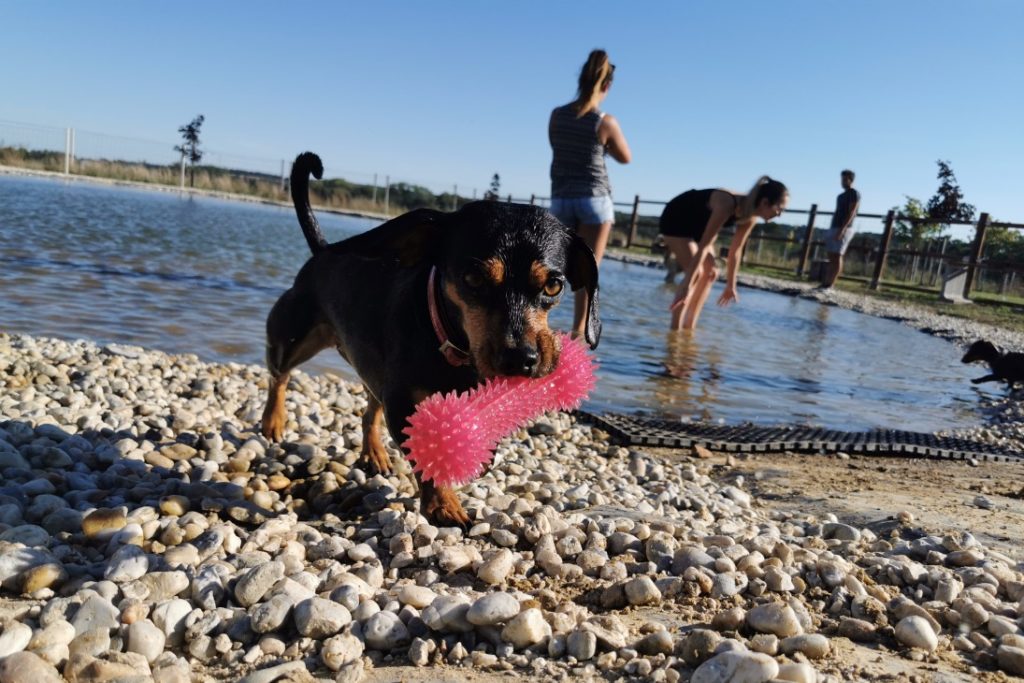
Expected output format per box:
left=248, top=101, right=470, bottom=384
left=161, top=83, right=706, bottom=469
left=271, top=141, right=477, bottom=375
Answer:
left=358, top=442, right=393, bottom=475
left=422, top=487, right=470, bottom=529
left=261, top=408, right=286, bottom=442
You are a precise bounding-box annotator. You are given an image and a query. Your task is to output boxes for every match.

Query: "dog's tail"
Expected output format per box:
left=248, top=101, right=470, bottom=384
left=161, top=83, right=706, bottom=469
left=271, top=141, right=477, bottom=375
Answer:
left=291, top=152, right=327, bottom=254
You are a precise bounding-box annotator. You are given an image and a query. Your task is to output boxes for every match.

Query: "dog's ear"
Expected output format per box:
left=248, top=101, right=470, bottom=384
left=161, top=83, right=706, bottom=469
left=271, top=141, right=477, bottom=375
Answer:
left=331, top=208, right=446, bottom=266
left=566, top=233, right=602, bottom=349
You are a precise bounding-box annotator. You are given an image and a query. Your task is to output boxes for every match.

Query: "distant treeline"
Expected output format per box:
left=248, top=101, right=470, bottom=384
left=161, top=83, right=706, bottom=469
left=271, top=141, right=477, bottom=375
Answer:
left=0, top=146, right=465, bottom=215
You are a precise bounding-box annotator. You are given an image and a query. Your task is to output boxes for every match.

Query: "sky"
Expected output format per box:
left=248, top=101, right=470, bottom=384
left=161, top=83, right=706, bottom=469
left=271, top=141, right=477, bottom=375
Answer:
left=2, top=1, right=1022, bottom=233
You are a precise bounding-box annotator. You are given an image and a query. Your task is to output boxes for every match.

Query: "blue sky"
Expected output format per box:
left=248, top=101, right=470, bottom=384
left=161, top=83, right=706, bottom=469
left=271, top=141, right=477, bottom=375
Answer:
left=2, top=1, right=1022, bottom=230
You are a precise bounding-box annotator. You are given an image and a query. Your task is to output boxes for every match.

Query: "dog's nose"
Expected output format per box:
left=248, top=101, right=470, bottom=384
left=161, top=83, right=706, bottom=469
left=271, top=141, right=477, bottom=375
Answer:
left=500, top=346, right=539, bottom=376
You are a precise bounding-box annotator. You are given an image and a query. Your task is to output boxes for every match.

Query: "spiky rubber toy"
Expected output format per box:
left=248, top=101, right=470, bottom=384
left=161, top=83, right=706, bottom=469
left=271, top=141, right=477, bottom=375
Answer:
left=404, top=333, right=597, bottom=487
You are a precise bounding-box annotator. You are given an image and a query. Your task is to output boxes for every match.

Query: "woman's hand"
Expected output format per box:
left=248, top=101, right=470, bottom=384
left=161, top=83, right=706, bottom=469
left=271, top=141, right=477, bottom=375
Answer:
left=670, top=289, right=690, bottom=312
left=716, top=286, right=738, bottom=307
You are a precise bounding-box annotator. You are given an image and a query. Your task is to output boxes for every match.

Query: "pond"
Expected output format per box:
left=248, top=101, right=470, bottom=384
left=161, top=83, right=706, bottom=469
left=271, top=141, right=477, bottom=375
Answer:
left=0, top=175, right=990, bottom=432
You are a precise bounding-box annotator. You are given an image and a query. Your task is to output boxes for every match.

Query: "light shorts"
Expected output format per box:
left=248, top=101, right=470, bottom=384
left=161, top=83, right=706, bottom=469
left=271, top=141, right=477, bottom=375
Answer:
left=548, top=195, right=615, bottom=227
left=825, top=224, right=857, bottom=255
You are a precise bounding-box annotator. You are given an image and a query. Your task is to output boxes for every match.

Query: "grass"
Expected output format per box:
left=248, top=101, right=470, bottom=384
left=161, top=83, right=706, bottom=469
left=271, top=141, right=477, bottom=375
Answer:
left=741, top=264, right=1024, bottom=334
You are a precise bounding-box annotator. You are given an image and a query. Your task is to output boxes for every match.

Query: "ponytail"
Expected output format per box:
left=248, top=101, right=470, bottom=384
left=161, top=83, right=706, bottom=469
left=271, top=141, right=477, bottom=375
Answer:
left=572, top=49, right=614, bottom=118
left=741, top=176, right=788, bottom=218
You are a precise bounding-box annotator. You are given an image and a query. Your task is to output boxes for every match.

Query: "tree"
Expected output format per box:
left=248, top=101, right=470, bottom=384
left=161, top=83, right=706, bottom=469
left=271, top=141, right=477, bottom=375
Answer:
left=484, top=173, right=501, bottom=201
left=926, top=160, right=975, bottom=225
left=891, top=196, right=941, bottom=245
left=174, top=115, right=205, bottom=188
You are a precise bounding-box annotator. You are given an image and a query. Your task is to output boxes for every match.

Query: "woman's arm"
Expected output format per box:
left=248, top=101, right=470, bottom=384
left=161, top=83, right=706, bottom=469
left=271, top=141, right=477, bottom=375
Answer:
left=598, top=114, right=631, bottom=164
left=717, top=219, right=756, bottom=306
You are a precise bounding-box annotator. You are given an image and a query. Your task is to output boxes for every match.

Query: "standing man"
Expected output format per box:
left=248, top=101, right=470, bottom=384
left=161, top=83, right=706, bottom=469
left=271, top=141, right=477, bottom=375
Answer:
left=822, top=169, right=860, bottom=288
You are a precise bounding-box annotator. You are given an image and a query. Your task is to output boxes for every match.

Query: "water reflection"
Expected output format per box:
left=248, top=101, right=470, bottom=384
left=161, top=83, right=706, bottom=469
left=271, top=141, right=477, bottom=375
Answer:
left=644, top=331, right=723, bottom=422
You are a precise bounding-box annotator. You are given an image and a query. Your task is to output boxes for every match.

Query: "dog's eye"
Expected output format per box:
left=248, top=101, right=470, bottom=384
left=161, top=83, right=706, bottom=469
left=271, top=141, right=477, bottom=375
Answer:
left=464, top=271, right=485, bottom=288
left=543, top=278, right=564, bottom=297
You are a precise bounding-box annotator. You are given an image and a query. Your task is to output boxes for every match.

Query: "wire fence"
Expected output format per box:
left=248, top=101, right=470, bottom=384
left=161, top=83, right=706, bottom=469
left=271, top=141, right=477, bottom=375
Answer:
left=2, top=118, right=1021, bottom=302
left=0, top=119, right=494, bottom=208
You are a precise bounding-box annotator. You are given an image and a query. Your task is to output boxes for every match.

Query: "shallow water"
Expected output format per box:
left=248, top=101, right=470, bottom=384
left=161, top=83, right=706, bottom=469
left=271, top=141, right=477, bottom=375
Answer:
left=0, top=175, right=992, bottom=431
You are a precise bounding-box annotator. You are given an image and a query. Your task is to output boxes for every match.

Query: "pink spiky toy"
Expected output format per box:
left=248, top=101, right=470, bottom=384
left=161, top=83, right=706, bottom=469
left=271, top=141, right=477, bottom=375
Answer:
left=403, top=333, right=597, bottom=487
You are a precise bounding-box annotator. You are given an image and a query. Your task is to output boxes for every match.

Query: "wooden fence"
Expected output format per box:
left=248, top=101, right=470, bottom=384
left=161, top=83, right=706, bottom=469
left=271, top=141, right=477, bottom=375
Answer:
left=507, top=193, right=1024, bottom=302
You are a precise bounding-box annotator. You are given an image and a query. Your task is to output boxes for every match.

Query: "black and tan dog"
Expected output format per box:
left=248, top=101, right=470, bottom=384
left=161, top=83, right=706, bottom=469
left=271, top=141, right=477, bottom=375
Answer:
left=261, top=152, right=600, bottom=526
left=961, top=340, right=1024, bottom=387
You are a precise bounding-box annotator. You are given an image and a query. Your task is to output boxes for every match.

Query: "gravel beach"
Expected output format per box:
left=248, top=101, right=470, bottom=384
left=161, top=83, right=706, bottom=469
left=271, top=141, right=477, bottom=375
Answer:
left=1, top=328, right=1023, bottom=682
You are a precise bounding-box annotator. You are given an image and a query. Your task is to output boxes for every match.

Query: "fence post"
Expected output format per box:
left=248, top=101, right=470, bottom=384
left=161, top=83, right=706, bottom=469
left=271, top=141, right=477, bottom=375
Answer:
left=963, top=212, right=989, bottom=299
left=870, top=210, right=896, bottom=290
left=507, top=194, right=512, bottom=203
left=529, top=194, right=535, bottom=206
left=627, top=195, right=640, bottom=248
left=795, top=203, right=818, bottom=277
left=64, top=128, right=71, bottom=175
left=179, top=152, right=186, bottom=189
left=384, top=175, right=390, bottom=216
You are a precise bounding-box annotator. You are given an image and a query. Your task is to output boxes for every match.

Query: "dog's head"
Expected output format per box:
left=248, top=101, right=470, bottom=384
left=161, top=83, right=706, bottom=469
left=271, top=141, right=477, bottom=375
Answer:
left=962, top=340, right=999, bottom=365
left=337, top=201, right=600, bottom=379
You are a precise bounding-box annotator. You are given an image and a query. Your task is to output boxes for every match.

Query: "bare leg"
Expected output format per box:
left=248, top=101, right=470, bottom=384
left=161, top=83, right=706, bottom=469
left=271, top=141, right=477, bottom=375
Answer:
left=572, top=221, right=612, bottom=339
left=682, top=252, right=720, bottom=330
left=824, top=252, right=843, bottom=287
left=663, top=236, right=699, bottom=331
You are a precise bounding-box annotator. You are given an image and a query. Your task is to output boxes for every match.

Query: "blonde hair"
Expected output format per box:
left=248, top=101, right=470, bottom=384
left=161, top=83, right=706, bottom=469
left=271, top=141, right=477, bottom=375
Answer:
left=740, top=176, right=788, bottom=218
left=572, top=50, right=614, bottom=118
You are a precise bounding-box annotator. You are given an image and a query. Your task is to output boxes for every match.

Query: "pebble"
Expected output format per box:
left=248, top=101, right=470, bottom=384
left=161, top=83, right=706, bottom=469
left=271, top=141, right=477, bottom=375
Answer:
left=746, top=602, right=803, bottom=637
left=997, top=645, right=1024, bottom=676
left=895, top=616, right=939, bottom=652
left=467, top=592, right=520, bottom=626
left=781, top=633, right=831, bottom=659
left=0, top=651, right=63, bottom=683
left=362, top=611, right=410, bottom=650
left=293, top=597, right=352, bottom=638
left=691, top=650, right=779, bottom=683
left=0, top=620, right=32, bottom=658
left=321, top=632, right=364, bottom=671
left=502, top=608, right=550, bottom=649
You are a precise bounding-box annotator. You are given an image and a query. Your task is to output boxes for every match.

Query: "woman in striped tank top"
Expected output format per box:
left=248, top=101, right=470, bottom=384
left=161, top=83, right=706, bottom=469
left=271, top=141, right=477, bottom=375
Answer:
left=549, top=49, right=632, bottom=341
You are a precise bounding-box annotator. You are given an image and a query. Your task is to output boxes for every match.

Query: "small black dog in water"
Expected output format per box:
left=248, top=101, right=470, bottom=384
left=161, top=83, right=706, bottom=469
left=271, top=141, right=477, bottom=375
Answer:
left=961, top=340, right=1024, bottom=387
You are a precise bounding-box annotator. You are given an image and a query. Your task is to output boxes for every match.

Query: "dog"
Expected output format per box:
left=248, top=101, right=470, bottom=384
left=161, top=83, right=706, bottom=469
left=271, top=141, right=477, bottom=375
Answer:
left=261, top=152, right=601, bottom=527
left=961, top=340, right=1024, bottom=387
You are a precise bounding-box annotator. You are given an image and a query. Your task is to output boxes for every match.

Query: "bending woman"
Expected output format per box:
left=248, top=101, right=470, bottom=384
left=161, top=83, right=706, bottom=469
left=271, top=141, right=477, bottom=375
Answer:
left=659, top=177, right=788, bottom=330
left=549, top=49, right=631, bottom=339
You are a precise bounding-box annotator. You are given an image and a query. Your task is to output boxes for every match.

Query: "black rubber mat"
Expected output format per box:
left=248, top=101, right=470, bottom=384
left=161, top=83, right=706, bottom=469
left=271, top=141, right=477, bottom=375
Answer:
left=579, top=412, right=1024, bottom=463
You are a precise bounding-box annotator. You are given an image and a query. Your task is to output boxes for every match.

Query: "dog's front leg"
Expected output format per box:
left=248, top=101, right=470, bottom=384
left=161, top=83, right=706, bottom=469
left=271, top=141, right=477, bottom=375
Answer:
left=383, top=392, right=470, bottom=529
left=358, top=394, right=393, bottom=475
left=971, top=374, right=999, bottom=384
left=418, top=476, right=471, bottom=529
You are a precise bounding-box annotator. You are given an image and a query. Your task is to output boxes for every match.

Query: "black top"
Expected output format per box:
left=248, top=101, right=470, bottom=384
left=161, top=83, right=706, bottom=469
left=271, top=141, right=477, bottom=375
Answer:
left=831, top=188, right=861, bottom=229
left=659, top=189, right=738, bottom=241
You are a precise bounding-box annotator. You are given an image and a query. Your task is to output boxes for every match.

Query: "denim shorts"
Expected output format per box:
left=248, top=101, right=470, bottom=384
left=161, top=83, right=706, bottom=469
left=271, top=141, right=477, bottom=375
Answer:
left=549, top=195, right=615, bottom=227
left=825, top=225, right=857, bottom=255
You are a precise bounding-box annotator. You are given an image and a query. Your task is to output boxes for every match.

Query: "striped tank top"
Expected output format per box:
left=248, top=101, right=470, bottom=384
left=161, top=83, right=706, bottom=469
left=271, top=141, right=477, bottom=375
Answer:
left=549, top=104, right=611, bottom=198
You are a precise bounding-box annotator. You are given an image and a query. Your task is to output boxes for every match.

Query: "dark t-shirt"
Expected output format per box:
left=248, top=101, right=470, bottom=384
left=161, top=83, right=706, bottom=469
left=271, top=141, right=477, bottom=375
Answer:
left=831, top=188, right=861, bottom=229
